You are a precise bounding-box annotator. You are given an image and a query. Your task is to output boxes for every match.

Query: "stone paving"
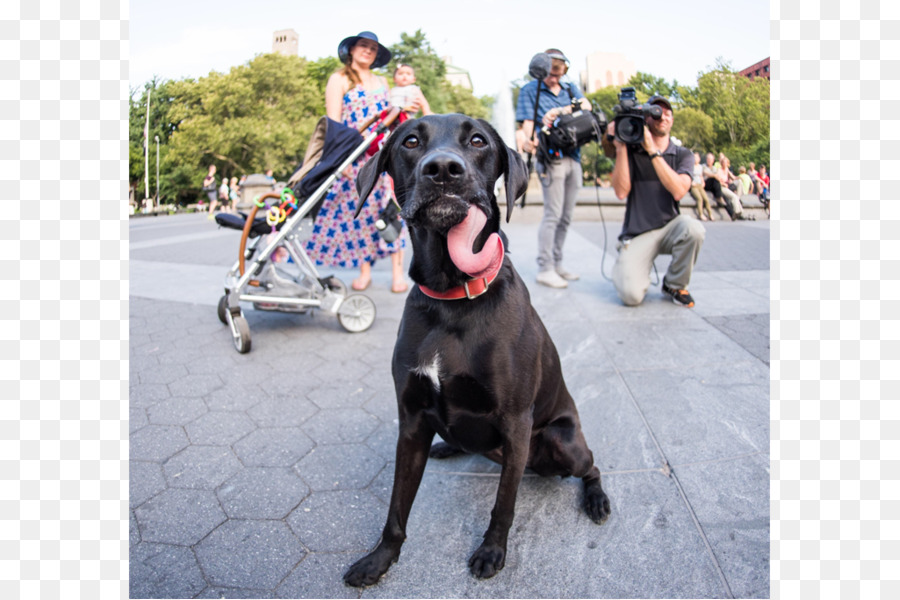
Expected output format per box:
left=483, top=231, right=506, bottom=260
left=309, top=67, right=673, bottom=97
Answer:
left=129, top=211, right=770, bottom=599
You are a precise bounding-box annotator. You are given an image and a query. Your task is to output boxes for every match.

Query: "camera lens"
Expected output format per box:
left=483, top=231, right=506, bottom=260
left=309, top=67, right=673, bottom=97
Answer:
left=616, top=116, right=644, bottom=145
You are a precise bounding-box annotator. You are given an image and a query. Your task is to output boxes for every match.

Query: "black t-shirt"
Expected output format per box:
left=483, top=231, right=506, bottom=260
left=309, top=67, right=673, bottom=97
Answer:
left=619, top=142, right=694, bottom=241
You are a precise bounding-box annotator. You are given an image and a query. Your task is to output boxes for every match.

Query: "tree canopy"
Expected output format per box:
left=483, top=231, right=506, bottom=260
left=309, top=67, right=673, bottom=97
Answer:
left=580, top=60, right=770, bottom=182
left=130, top=31, right=492, bottom=205
left=130, top=36, right=769, bottom=204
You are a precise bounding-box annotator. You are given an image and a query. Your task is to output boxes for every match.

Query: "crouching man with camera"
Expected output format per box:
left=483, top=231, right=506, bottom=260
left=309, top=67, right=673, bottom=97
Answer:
left=607, top=94, right=705, bottom=307
left=516, top=48, right=593, bottom=288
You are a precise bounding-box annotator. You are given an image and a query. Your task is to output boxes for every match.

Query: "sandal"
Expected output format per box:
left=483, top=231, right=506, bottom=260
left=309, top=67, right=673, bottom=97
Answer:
left=391, top=281, right=409, bottom=294
left=351, top=277, right=371, bottom=291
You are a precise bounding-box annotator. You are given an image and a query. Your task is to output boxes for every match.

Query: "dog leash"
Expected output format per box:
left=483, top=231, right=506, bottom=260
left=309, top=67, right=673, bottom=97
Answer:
left=417, top=245, right=504, bottom=301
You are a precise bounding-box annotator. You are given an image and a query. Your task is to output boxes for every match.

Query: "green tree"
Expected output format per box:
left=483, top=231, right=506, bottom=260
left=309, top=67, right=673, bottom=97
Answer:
left=627, top=72, right=676, bottom=101
left=670, top=106, right=715, bottom=152
left=162, top=52, right=323, bottom=204
left=695, top=58, right=770, bottom=150
left=129, top=77, right=181, bottom=203
left=386, top=30, right=490, bottom=118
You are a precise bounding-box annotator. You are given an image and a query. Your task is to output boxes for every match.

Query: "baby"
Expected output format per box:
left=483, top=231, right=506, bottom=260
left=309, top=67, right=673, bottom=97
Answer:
left=389, top=64, right=432, bottom=117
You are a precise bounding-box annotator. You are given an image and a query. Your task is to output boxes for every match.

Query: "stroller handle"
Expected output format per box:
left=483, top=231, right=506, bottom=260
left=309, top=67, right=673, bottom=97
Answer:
left=238, top=191, right=282, bottom=278
left=355, top=106, right=402, bottom=135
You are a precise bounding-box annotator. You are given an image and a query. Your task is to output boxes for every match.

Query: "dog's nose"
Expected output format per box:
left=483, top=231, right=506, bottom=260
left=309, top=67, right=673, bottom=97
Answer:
left=419, top=151, right=466, bottom=184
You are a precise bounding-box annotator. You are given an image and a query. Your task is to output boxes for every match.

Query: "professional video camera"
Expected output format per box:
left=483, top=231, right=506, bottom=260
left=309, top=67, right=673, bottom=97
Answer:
left=611, top=86, right=661, bottom=147
left=539, top=96, right=607, bottom=161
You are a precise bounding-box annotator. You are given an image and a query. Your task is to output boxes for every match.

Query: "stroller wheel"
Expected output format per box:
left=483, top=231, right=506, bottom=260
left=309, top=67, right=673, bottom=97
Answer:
left=231, top=315, right=252, bottom=353
left=217, top=295, right=228, bottom=324
left=337, top=294, right=376, bottom=333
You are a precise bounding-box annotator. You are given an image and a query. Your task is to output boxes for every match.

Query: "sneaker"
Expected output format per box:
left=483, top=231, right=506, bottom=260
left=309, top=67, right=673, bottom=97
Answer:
left=662, top=282, right=695, bottom=307
left=536, top=270, right=568, bottom=288
left=555, top=266, right=580, bottom=281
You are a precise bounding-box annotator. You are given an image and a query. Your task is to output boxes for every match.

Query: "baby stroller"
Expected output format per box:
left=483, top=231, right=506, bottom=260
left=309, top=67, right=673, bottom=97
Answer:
left=214, top=107, right=402, bottom=353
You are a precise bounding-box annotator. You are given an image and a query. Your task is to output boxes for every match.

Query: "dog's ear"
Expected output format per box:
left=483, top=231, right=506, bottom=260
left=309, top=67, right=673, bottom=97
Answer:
left=354, top=137, right=395, bottom=218
left=477, top=119, right=528, bottom=223
left=502, top=146, right=528, bottom=223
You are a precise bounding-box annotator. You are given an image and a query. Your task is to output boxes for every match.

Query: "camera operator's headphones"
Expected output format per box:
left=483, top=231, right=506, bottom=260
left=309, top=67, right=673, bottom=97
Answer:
left=544, top=48, right=569, bottom=75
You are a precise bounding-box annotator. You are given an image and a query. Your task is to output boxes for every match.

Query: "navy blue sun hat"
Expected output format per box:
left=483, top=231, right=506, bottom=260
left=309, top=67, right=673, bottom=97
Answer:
left=338, top=31, right=391, bottom=69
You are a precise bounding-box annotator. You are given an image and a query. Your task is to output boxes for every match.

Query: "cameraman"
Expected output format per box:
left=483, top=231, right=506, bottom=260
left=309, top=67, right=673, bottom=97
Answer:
left=516, top=48, right=592, bottom=289
left=607, top=95, right=705, bottom=307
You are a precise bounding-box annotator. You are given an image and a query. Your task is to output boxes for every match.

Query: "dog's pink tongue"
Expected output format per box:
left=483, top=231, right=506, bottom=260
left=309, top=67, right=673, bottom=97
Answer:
left=447, top=206, right=502, bottom=279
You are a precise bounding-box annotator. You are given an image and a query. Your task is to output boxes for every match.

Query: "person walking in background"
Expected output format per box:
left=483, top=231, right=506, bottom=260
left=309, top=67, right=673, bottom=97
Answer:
left=202, top=164, right=217, bottom=218
left=689, top=151, right=714, bottom=221
left=305, top=31, right=408, bottom=294
left=389, top=64, right=431, bottom=117
left=212, top=176, right=228, bottom=217
left=516, top=48, right=592, bottom=289
left=607, top=95, right=705, bottom=308
left=228, top=176, right=240, bottom=213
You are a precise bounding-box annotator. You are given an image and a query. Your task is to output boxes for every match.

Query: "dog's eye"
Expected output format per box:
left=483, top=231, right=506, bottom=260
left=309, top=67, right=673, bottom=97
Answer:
left=470, top=134, right=487, bottom=148
left=403, top=136, right=419, bottom=149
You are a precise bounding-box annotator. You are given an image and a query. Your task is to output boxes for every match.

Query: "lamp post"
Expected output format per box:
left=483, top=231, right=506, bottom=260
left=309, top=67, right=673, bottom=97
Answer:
left=155, top=135, right=160, bottom=210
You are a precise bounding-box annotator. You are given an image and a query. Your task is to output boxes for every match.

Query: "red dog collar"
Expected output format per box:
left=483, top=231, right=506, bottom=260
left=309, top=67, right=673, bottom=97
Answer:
left=418, top=245, right=504, bottom=301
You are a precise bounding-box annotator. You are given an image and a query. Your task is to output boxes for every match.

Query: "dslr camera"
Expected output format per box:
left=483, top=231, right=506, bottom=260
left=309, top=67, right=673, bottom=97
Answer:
left=611, top=87, right=661, bottom=147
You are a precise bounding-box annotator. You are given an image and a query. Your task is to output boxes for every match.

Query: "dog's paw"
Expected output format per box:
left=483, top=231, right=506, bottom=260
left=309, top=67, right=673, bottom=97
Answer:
left=583, top=483, right=611, bottom=525
left=429, top=442, right=464, bottom=459
left=468, top=543, right=506, bottom=579
left=343, top=549, right=397, bottom=588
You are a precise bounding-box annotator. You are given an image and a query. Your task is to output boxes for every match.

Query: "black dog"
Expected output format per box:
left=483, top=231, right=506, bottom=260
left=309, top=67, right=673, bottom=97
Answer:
left=344, top=114, right=610, bottom=586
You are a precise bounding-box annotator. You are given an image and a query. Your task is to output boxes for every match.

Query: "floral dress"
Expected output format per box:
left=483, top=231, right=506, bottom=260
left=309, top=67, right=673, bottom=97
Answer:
left=305, top=83, right=406, bottom=268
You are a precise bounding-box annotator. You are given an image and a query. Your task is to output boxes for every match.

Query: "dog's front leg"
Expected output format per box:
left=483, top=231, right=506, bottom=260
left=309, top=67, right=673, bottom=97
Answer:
left=469, top=415, right=532, bottom=579
left=344, top=411, right=434, bottom=587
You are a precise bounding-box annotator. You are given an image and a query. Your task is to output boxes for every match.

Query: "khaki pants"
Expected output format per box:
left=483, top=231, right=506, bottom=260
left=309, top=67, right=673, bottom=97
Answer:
left=536, top=157, right=582, bottom=271
left=689, top=183, right=711, bottom=216
left=612, top=215, right=706, bottom=306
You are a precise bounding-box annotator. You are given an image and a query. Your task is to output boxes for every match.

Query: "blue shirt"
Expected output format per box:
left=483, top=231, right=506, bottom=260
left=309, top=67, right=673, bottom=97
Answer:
left=516, top=79, right=586, bottom=160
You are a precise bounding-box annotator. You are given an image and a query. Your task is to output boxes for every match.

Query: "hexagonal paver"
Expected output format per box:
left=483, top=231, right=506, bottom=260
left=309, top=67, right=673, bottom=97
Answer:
left=306, top=378, right=376, bottom=409
left=138, top=362, right=188, bottom=385
left=167, top=373, right=224, bottom=397
left=216, top=467, right=310, bottom=519
left=130, top=542, right=207, bottom=599
left=130, top=511, right=140, bottom=547
left=129, top=383, right=172, bottom=408
left=195, top=586, right=276, bottom=598
left=130, top=425, right=190, bottom=462
left=134, top=488, right=226, bottom=545
left=217, top=364, right=280, bottom=388
left=364, top=420, right=399, bottom=462
left=246, top=395, right=318, bottom=428
left=300, top=408, right=380, bottom=445
left=206, top=384, right=266, bottom=412
left=146, top=396, right=208, bottom=426
left=233, top=428, right=315, bottom=467
left=277, top=552, right=359, bottom=599
left=195, top=520, right=306, bottom=589
left=294, top=444, right=385, bottom=491
left=163, top=445, right=243, bottom=490
left=130, top=406, right=148, bottom=433
left=287, top=490, right=383, bottom=552
left=184, top=412, right=256, bottom=446
left=130, top=461, right=167, bottom=508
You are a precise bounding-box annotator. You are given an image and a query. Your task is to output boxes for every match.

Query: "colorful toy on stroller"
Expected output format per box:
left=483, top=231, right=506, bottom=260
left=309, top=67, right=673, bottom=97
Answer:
left=214, top=107, right=402, bottom=353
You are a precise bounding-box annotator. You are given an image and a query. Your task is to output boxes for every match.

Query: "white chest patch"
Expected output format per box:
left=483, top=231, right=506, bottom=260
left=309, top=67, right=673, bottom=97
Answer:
left=412, top=353, right=442, bottom=393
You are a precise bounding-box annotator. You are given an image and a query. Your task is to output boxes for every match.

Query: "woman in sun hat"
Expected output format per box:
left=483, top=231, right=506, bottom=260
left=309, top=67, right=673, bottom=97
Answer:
left=305, top=31, right=410, bottom=293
